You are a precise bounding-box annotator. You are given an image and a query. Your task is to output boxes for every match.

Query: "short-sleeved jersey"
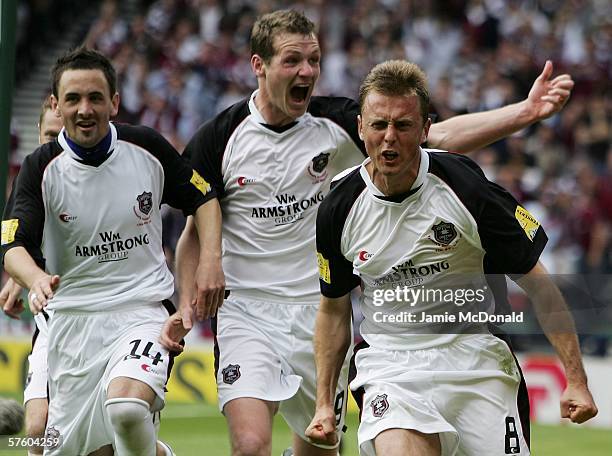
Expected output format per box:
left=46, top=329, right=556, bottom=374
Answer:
left=184, top=91, right=365, bottom=304
left=316, top=148, right=547, bottom=350
left=1, top=123, right=214, bottom=312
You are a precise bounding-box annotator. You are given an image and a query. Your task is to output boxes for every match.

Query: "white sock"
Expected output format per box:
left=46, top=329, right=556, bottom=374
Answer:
left=105, top=398, right=156, bottom=456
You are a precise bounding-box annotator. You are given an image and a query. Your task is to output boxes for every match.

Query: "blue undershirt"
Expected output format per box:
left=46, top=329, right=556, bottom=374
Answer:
left=64, top=127, right=113, bottom=167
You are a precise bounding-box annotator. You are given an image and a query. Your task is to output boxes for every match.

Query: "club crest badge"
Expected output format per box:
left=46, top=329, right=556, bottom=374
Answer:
left=370, top=394, right=389, bottom=418
left=307, top=152, right=330, bottom=183
left=431, top=221, right=457, bottom=246
left=44, top=426, right=62, bottom=449
left=133, top=191, right=153, bottom=225
left=222, top=364, right=241, bottom=384
left=137, top=191, right=153, bottom=215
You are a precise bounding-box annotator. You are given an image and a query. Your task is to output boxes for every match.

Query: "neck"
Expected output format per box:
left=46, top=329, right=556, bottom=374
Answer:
left=367, top=155, right=420, bottom=197
left=64, top=126, right=113, bottom=166
left=254, top=90, right=296, bottom=127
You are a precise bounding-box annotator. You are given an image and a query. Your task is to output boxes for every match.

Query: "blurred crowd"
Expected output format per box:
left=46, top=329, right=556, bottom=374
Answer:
left=9, top=0, right=612, bottom=347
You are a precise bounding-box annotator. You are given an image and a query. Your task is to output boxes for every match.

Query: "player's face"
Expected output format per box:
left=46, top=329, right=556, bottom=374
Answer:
left=38, top=109, right=63, bottom=144
left=255, top=32, right=320, bottom=125
left=358, top=91, right=430, bottom=185
left=52, top=69, right=119, bottom=148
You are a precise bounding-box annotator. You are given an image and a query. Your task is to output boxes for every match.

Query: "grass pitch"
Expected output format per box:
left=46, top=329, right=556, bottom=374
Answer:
left=1, top=398, right=610, bottom=455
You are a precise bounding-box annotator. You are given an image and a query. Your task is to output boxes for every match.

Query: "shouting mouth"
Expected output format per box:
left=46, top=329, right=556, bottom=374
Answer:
left=290, top=84, right=310, bottom=104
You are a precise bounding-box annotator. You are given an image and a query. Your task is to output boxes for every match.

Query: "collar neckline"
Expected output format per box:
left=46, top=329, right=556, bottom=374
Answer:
left=360, top=147, right=429, bottom=203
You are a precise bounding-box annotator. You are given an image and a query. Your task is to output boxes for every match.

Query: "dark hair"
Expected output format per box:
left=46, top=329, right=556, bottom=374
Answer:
left=250, top=10, right=316, bottom=63
left=51, top=46, right=117, bottom=98
left=359, top=60, right=430, bottom=124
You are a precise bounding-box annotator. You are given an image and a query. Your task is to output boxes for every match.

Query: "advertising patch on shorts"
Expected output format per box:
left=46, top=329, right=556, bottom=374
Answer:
left=190, top=170, right=212, bottom=195
left=1, top=219, right=19, bottom=245
left=514, top=206, right=540, bottom=241
left=222, top=364, right=241, bottom=384
left=317, top=252, right=331, bottom=284
left=370, top=394, right=389, bottom=418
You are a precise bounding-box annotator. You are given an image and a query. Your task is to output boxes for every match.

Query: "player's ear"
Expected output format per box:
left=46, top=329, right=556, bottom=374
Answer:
left=357, top=115, right=364, bottom=141
left=50, top=95, right=60, bottom=117
left=251, top=54, right=266, bottom=78
left=420, top=117, right=431, bottom=144
left=111, top=92, right=120, bottom=118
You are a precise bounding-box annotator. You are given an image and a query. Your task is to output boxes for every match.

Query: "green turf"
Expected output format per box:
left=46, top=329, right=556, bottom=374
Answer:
left=2, top=396, right=611, bottom=455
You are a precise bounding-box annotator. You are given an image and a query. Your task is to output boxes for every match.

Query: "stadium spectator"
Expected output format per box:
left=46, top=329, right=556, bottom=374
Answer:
left=307, top=60, right=597, bottom=454
left=159, top=9, right=576, bottom=456
left=1, top=47, right=219, bottom=456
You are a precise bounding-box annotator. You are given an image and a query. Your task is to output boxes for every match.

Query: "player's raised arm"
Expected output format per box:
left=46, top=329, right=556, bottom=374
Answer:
left=306, top=293, right=352, bottom=446
left=515, top=261, right=598, bottom=424
left=428, top=60, right=573, bottom=153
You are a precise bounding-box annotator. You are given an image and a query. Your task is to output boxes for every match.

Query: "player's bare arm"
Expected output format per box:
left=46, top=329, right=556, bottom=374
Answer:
left=192, top=198, right=225, bottom=321
left=306, top=293, right=352, bottom=446
left=3, top=246, right=60, bottom=313
left=516, top=261, right=598, bottom=424
left=428, top=60, right=573, bottom=153
left=1, top=277, right=24, bottom=319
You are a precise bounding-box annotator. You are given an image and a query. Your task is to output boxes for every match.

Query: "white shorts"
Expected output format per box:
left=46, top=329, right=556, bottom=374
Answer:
left=350, top=334, right=530, bottom=456
left=214, top=296, right=352, bottom=448
left=43, top=304, right=172, bottom=456
left=23, top=312, right=51, bottom=404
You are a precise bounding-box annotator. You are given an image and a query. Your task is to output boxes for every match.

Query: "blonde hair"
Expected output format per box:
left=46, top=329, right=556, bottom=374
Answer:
left=358, top=60, right=429, bottom=123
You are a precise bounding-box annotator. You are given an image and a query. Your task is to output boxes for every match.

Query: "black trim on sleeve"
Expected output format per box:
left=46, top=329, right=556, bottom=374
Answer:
left=428, top=152, right=547, bottom=313
left=116, top=124, right=215, bottom=216
left=1, top=142, right=62, bottom=268
left=308, top=96, right=366, bottom=156
left=183, top=99, right=251, bottom=199
left=316, top=167, right=365, bottom=298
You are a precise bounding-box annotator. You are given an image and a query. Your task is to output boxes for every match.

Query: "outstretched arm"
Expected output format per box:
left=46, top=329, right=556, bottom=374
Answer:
left=428, top=61, right=573, bottom=153
left=516, top=261, right=597, bottom=424
left=305, top=293, right=352, bottom=446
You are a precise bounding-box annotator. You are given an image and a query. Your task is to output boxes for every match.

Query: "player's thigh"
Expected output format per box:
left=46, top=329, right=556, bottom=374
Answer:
left=215, top=299, right=301, bottom=409
left=106, top=305, right=171, bottom=412
left=374, top=428, right=441, bottom=456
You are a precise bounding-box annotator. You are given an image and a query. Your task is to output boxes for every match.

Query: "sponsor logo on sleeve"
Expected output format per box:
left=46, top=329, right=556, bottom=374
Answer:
left=1, top=219, right=19, bottom=245
left=191, top=170, right=212, bottom=195
left=514, top=206, right=540, bottom=241
left=317, top=252, right=331, bottom=284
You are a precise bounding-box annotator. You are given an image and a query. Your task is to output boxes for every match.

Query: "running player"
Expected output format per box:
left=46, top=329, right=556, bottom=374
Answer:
left=160, top=10, right=575, bottom=456
left=307, top=60, right=597, bottom=455
left=1, top=47, right=219, bottom=456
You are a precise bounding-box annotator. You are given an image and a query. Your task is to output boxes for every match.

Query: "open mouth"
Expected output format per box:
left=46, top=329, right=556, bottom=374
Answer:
left=381, top=150, right=399, bottom=161
left=77, top=121, right=95, bottom=130
left=289, top=84, right=310, bottom=103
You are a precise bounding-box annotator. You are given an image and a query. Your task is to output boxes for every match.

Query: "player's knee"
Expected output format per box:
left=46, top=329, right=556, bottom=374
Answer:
left=232, top=430, right=271, bottom=456
left=105, top=398, right=150, bottom=432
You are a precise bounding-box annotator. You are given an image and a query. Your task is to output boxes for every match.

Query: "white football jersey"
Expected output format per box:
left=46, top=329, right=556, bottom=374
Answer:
left=2, top=123, right=213, bottom=311
left=317, top=148, right=547, bottom=350
left=185, top=91, right=365, bottom=304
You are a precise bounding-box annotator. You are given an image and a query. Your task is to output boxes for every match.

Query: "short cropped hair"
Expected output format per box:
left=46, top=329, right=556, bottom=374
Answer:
left=51, top=46, right=117, bottom=98
left=250, top=10, right=316, bottom=63
left=358, top=60, right=429, bottom=124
